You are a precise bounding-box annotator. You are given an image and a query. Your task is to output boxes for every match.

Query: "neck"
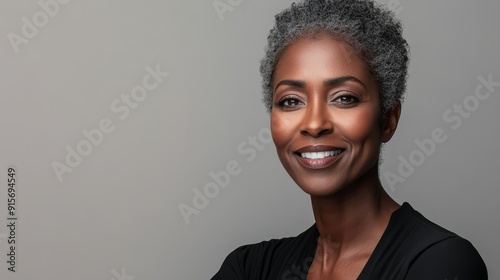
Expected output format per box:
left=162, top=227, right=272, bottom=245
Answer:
left=310, top=164, right=399, bottom=262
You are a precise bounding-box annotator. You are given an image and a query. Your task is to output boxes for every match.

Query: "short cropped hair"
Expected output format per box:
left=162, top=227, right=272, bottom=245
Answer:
left=259, top=0, right=410, bottom=117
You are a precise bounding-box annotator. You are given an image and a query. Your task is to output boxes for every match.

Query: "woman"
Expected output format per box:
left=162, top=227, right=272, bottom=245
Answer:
left=212, top=0, right=488, bottom=279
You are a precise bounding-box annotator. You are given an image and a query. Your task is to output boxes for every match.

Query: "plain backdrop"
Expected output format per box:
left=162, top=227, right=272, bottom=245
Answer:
left=0, top=0, right=498, bottom=279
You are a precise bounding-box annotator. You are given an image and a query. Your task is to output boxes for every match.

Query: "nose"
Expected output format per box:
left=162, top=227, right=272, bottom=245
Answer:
left=299, top=98, right=334, bottom=138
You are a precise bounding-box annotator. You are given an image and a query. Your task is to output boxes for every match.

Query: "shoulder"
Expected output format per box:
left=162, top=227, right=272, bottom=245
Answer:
left=211, top=224, right=317, bottom=280
left=405, top=236, right=488, bottom=279
left=395, top=203, right=488, bottom=279
left=362, top=202, right=488, bottom=279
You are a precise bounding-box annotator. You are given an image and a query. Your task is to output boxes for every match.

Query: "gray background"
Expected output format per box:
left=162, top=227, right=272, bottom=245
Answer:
left=0, top=0, right=498, bottom=279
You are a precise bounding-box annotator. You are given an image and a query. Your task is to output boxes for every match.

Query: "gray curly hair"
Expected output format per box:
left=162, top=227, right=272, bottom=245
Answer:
left=259, top=0, right=410, bottom=118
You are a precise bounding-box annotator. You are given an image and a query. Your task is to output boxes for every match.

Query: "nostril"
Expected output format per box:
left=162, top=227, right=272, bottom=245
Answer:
left=299, top=103, right=334, bottom=137
left=300, top=127, right=333, bottom=138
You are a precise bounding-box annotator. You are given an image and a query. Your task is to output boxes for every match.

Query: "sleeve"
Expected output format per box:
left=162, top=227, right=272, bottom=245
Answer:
left=211, top=248, right=245, bottom=280
left=405, top=237, right=488, bottom=280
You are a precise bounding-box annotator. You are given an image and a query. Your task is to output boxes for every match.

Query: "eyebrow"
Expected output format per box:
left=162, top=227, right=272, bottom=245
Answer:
left=274, top=76, right=367, bottom=92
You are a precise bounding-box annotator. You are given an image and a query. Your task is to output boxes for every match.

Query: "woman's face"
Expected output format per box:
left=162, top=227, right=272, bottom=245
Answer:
left=270, top=35, right=398, bottom=196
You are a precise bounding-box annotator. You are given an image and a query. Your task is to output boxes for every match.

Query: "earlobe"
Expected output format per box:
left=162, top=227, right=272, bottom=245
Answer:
left=381, top=101, right=402, bottom=143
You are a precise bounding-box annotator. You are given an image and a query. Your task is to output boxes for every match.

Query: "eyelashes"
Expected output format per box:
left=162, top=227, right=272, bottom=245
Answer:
left=274, top=98, right=303, bottom=108
left=334, top=95, right=359, bottom=105
left=273, top=93, right=360, bottom=110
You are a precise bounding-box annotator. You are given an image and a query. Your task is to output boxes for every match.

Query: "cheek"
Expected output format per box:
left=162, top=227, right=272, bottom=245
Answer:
left=337, top=107, right=381, bottom=144
left=270, top=113, right=292, bottom=147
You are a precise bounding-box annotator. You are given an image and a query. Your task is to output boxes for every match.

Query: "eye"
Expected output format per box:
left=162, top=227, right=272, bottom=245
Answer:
left=332, top=94, right=359, bottom=106
left=274, top=97, right=304, bottom=109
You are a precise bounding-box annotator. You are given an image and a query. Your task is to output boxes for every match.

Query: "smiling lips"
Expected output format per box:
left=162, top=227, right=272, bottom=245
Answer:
left=294, top=145, right=345, bottom=169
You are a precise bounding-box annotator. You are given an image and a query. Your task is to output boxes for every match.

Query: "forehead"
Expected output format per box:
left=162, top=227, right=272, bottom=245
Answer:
left=272, top=35, right=375, bottom=89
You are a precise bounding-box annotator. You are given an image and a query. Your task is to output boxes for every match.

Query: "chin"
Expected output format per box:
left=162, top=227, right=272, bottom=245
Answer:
left=291, top=175, right=349, bottom=197
left=288, top=162, right=380, bottom=198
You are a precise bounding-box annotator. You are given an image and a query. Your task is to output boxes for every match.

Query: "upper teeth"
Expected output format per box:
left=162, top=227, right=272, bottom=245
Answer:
left=300, top=150, right=342, bottom=159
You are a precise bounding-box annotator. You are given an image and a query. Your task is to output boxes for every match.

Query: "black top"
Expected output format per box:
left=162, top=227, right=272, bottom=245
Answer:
left=211, top=202, right=487, bottom=279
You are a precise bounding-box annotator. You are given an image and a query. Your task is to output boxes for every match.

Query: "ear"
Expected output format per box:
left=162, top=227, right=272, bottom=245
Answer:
left=381, top=101, right=402, bottom=143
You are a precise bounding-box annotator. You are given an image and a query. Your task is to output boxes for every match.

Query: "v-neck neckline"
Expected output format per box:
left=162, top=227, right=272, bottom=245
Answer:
left=304, top=202, right=410, bottom=279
